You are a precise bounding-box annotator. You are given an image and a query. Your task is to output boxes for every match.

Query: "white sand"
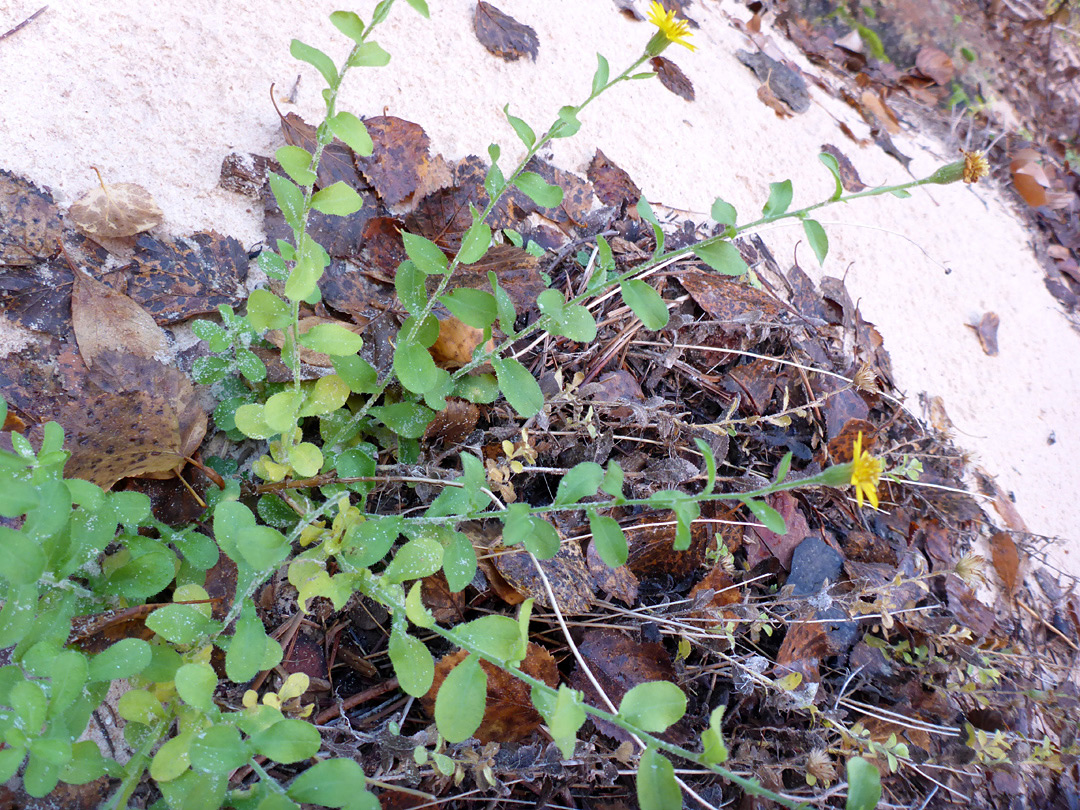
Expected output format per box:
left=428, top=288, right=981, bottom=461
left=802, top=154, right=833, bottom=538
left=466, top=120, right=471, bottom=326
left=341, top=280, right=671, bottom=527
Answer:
left=2, top=0, right=1077, bottom=572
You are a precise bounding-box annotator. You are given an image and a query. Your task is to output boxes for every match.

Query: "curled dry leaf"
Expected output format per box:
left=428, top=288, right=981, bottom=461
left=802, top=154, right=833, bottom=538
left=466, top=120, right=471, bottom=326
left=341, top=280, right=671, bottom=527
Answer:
left=990, top=531, right=1022, bottom=596
left=914, top=47, right=955, bottom=85
left=429, top=316, right=494, bottom=369
left=651, top=56, right=695, bottom=101
left=473, top=1, right=539, bottom=62
left=587, top=149, right=642, bottom=209
left=859, top=90, right=900, bottom=134
left=68, top=171, right=163, bottom=238
left=967, top=311, right=1000, bottom=356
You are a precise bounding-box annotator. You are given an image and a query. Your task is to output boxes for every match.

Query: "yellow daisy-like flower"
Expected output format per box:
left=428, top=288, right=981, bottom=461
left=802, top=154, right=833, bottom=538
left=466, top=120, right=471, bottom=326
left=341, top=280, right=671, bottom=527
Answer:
left=646, top=1, right=697, bottom=52
left=850, top=431, right=882, bottom=510
left=961, top=149, right=990, bottom=184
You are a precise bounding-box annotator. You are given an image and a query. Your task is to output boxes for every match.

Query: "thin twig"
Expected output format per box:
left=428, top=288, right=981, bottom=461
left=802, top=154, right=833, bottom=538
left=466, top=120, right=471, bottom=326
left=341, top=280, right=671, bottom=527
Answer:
left=0, top=5, right=46, bottom=43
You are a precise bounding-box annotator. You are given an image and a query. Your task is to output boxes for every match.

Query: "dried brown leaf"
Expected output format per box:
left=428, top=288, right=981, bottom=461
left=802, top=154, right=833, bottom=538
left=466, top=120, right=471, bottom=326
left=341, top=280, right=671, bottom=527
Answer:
left=859, top=90, right=900, bottom=134
left=493, top=535, right=595, bottom=614
left=68, top=176, right=163, bottom=239
left=0, top=169, right=63, bottom=265
left=967, top=311, right=1000, bottom=356
left=355, top=116, right=441, bottom=207
left=990, top=531, right=1022, bottom=596
left=72, top=267, right=171, bottom=368
left=915, top=47, right=955, bottom=85
left=473, top=1, right=539, bottom=62
left=651, top=56, right=695, bottom=101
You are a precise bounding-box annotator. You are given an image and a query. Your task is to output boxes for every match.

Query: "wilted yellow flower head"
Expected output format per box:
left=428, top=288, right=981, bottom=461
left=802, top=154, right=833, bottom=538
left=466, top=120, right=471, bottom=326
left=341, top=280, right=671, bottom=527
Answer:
left=962, top=149, right=990, bottom=184
left=646, top=1, right=697, bottom=53
left=850, top=431, right=882, bottom=510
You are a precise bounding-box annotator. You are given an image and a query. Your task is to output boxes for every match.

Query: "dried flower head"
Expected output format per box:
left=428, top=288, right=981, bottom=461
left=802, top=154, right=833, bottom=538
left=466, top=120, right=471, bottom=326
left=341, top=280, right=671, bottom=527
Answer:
left=804, top=748, right=837, bottom=786
left=851, top=431, right=883, bottom=510
left=954, top=552, right=989, bottom=588
left=962, top=149, right=990, bottom=184
left=646, top=1, right=697, bottom=53
left=852, top=362, right=881, bottom=395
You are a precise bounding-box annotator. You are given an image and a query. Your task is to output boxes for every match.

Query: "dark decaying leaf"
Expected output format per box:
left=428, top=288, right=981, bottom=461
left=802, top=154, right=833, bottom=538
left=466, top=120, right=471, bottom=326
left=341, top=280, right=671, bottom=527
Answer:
left=492, top=538, right=595, bottom=614
left=423, top=644, right=558, bottom=743
left=127, top=231, right=249, bottom=323
left=736, top=50, right=811, bottom=113
left=354, top=116, right=451, bottom=207
left=745, top=492, right=809, bottom=569
left=448, top=244, right=546, bottom=314
left=568, top=629, right=689, bottom=744
left=219, top=151, right=275, bottom=198
left=67, top=177, right=163, bottom=239
left=0, top=169, right=63, bottom=265
left=586, top=537, right=639, bottom=604
left=587, top=149, right=642, bottom=209
left=990, top=531, right=1021, bottom=596
left=651, top=56, right=695, bottom=101
left=914, top=46, right=955, bottom=85
left=967, top=311, right=1000, bottom=356
left=624, top=510, right=711, bottom=581
left=473, top=1, right=539, bottom=62
left=827, top=418, right=875, bottom=462
left=0, top=256, right=78, bottom=337
left=677, top=269, right=784, bottom=323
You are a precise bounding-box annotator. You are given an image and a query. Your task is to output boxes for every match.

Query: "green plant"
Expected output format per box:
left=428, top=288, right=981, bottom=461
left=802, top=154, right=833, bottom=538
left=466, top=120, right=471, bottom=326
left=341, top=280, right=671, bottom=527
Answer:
left=0, top=2, right=997, bottom=809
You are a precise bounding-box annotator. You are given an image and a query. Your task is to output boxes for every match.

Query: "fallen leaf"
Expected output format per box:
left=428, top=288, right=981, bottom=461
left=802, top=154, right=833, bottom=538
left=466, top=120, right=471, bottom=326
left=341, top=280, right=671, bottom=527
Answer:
left=736, top=50, right=811, bottom=113
left=990, top=532, right=1022, bottom=596
left=424, top=398, right=480, bottom=447
left=276, top=110, right=364, bottom=190
left=428, top=316, right=494, bottom=369
left=423, top=643, right=558, bottom=743
left=492, top=535, right=595, bottom=614
left=263, top=179, right=382, bottom=261
left=757, top=82, right=793, bottom=117
left=68, top=171, right=163, bottom=238
left=828, top=418, right=875, bottom=462
left=677, top=269, right=784, bottom=323
left=859, top=90, right=900, bottom=134
left=587, top=149, right=642, bottom=210
left=914, top=47, right=955, bottom=85
left=746, top=492, right=810, bottom=569
left=72, top=267, right=172, bottom=367
left=586, top=537, right=639, bottom=604
left=448, top=244, right=546, bottom=315
left=776, top=613, right=829, bottom=682
left=354, top=116, right=444, bottom=207
left=473, top=1, right=539, bottom=62
left=651, top=56, right=695, bottom=101
left=0, top=169, right=63, bottom=265
left=967, top=311, right=1000, bottom=356
left=127, top=231, right=249, bottom=324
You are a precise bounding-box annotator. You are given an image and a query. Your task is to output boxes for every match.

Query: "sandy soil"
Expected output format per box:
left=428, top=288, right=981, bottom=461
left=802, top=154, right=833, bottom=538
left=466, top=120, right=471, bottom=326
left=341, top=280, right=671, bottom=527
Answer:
left=1, top=0, right=1077, bottom=573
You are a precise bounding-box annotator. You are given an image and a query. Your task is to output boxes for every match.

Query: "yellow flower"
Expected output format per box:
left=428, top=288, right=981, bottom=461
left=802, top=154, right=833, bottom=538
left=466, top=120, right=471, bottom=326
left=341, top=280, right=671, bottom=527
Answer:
left=850, top=431, right=882, bottom=509
left=646, top=1, right=697, bottom=52
left=962, top=149, right=990, bottom=184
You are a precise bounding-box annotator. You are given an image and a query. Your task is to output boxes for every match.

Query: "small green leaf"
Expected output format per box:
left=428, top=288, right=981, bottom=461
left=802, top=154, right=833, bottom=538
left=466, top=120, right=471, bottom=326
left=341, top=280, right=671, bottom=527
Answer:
left=636, top=197, right=666, bottom=255
left=589, top=512, right=627, bottom=568
left=458, top=215, right=492, bottom=265
left=236, top=524, right=291, bottom=570
left=311, top=182, right=364, bottom=216
left=405, top=0, right=430, bottom=16
left=175, top=663, right=218, bottom=714
left=395, top=259, right=427, bottom=316
left=328, top=111, right=373, bottom=157
left=819, top=152, right=844, bottom=201
left=743, top=498, right=787, bottom=535
left=405, top=581, right=435, bottom=628
left=774, top=451, right=793, bottom=484
left=440, top=288, right=497, bottom=329
left=434, top=654, right=486, bottom=743
left=503, top=104, right=535, bottom=149
left=88, top=638, right=152, bottom=682
left=695, top=437, right=716, bottom=495
left=290, top=39, right=338, bottom=88
left=250, top=718, right=321, bottom=764
left=382, top=534, right=444, bottom=584
left=555, top=462, right=604, bottom=506
left=369, top=402, right=434, bottom=439
left=442, top=529, right=478, bottom=592
left=619, top=681, right=687, bottom=732
left=455, top=614, right=524, bottom=663
left=701, top=705, right=729, bottom=764
left=334, top=354, right=378, bottom=393
left=389, top=627, right=435, bottom=697
left=299, top=323, right=363, bottom=356
left=288, top=758, right=367, bottom=807
left=637, top=748, right=681, bottom=810
left=514, top=172, right=563, bottom=208
left=694, top=239, right=747, bottom=276
left=227, top=601, right=283, bottom=684
left=117, top=689, right=165, bottom=726
left=711, top=197, right=738, bottom=226
left=591, top=53, right=610, bottom=96
left=803, top=218, right=829, bottom=266
left=762, top=179, right=794, bottom=217
left=275, top=145, right=316, bottom=187
left=550, top=105, right=581, bottom=138
left=247, top=288, right=292, bottom=331
left=402, top=231, right=448, bottom=275
left=492, top=357, right=544, bottom=417
left=601, top=461, right=624, bottom=499
left=532, top=684, right=585, bottom=759
left=394, top=336, right=439, bottom=395
left=146, top=604, right=216, bottom=646
left=846, top=756, right=882, bottom=810
left=329, top=10, right=365, bottom=43
left=349, top=41, right=391, bottom=67
left=619, top=280, right=669, bottom=330
left=269, top=173, right=305, bottom=231
left=891, top=188, right=912, bottom=198
left=190, top=725, right=249, bottom=775
left=0, top=526, right=46, bottom=585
